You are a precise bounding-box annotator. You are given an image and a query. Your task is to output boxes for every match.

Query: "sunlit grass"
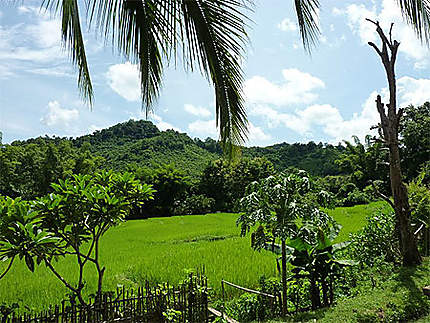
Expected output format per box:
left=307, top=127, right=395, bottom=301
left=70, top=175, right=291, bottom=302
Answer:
left=0, top=203, right=384, bottom=311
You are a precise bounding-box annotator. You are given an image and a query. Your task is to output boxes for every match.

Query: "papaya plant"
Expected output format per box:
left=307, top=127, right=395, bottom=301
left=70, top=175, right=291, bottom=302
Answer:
left=237, top=170, right=335, bottom=315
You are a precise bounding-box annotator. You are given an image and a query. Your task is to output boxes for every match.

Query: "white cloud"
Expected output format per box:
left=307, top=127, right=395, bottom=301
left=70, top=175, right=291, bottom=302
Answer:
left=151, top=114, right=181, bottom=132
left=247, top=123, right=271, bottom=146
left=106, top=62, right=141, bottom=102
left=184, top=104, right=211, bottom=118
left=339, top=0, right=430, bottom=69
left=244, top=69, right=325, bottom=107
left=40, top=101, right=79, bottom=127
left=28, top=66, right=74, bottom=77
left=278, top=18, right=297, bottom=32
left=0, top=7, right=63, bottom=63
left=251, top=76, right=430, bottom=143
left=0, top=65, right=13, bottom=79
left=188, top=119, right=218, bottom=137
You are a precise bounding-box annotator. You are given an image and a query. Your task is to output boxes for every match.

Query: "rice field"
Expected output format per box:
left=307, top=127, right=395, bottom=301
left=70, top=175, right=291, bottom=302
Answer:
left=0, top=202, right=388, bottom=311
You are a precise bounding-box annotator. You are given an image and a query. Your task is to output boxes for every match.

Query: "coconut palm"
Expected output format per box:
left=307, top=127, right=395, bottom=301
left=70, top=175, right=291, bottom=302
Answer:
left=34, top=1, right=430, bottom=150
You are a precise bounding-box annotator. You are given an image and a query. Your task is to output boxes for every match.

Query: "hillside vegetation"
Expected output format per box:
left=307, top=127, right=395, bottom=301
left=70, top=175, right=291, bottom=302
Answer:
left=5, top=119, right=346, bottom=180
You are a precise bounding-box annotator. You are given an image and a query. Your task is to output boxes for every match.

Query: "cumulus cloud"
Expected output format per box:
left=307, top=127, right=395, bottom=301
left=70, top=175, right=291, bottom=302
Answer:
left=151, top=114, right=181, bottom=132
left=247, top=123, right=271, bottom=146
left=188, top=119, right=218, bottom=137
left=278, top=18, right=297, bottom=32
left=184, top=104, right=211, bottom=118
left=40, top=101, right=79, bottom=127
left=337, top=0, right=430, bottom=69
left=187, top=118, right=270, bottom=146
left=0, top=6, right=63, bottom=63
left=106, top=62, right=141, bottom=101
left=251, top=76, right=430, bottom=143
left=244, top=69, right=325, bottom=106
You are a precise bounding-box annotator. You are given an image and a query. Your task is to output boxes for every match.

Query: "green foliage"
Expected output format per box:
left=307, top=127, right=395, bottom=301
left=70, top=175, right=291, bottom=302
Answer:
left=33, top=170, right=154, bottom=304
left=199, top=157, right=274, bottom=211
left=0, top=197, right=58, bottom=277
left=132, top=164, right=189, bottom=217
left=174, top=194, right=215, bottom=215
left=400, top=102, right=430, bottom=180
left=238, top=170, right=335, bottom=242
left=348, top=210, right=400, bottom=266
left=0, top=140, right=104, bottom=199
left=408, top=172, right=430, bottom=255
left=243, top=141, right=345, bottom=177
left=335, top=135, right=389, bottom=191
left=285, top=224, right=356, bottom=309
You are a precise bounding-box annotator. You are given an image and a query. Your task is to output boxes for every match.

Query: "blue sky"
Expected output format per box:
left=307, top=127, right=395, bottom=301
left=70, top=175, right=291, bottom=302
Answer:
left=1, top=0, right=430, bottom=146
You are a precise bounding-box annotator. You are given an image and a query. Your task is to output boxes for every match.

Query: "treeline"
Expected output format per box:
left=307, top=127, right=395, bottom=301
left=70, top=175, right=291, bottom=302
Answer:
left=1, top=102, right=428, bottom=217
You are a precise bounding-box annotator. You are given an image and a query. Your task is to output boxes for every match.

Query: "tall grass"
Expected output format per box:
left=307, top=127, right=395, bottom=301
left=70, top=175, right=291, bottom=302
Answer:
left=0, top=202, right=385, bottom=311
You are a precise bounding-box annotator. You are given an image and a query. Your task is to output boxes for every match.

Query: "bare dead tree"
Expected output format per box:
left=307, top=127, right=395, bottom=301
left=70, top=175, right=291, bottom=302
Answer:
left=367, top=19, right=422, bottom=266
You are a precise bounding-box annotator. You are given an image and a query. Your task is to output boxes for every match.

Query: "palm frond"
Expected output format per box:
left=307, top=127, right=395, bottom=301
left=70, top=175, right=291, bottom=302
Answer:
left=396, top=0, right=430, bottom=44
left=181, top=0, right=250, bottom=152
left=42, top=0, right=93, bottom=105
left=294, top=0, right=321, bottom=52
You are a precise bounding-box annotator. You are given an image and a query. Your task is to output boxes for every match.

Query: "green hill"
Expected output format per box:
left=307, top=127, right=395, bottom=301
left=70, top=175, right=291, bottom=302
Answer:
left=5, top=119, right=345, bottom=182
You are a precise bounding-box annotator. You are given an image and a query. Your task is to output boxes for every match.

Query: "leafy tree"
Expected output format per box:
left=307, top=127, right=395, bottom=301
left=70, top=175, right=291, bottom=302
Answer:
left=199, top=157, right=274, bottom=210
left=407, top=171, right=430, bottom=256
left=134, top=164, right=190, bottom=217
left=0, top=197, right=58, bottom=280
left=400, top=102, right=430, bottom=180
left=237, top=170, right=335, bottom=315
left=335, top=135, right=389, bottom=191
left=34, top=171, right=154, bottom=304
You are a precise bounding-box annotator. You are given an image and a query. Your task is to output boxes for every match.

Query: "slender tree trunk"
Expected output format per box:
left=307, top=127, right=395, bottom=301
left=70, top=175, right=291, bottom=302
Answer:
left=321, top=279, right=329, bottom=307
left=281, top=239, right=287, bottom=316
left=309, top=276, right=321, bottom=310
left=368, top=20, right=421, bottom=266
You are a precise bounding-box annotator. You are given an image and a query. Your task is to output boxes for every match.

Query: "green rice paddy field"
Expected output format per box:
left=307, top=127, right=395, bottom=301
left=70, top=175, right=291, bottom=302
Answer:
left=0, top=201, right=389, bottom=311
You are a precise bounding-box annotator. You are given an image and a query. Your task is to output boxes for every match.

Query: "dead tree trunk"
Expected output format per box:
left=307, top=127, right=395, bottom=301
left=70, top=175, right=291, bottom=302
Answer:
left=367, top=19, right=421, bottom=266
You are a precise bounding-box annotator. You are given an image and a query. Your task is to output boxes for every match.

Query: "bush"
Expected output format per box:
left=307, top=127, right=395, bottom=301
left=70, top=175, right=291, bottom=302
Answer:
left=174, top=194, right=215, bottom=215
left=408, top=173, right=430, bottom=256
left=342, top=189, right=370, bottom=206
left=348, top=210, right=400, bottom=266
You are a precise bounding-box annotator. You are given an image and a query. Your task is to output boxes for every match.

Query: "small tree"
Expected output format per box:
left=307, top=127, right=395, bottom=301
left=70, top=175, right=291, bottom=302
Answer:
left=285, top=223, right=356, bottom=309
left=34, top=170, right=154, bottom=305
left=237, top=170, right=335, bottom=315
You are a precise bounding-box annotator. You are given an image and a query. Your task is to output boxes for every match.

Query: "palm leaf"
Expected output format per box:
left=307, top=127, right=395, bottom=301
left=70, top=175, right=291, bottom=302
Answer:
left=181, top=0, right=249, bottom=152
left=42, top=0, right=93, bottom=105
left=397, top=0, right=430, bottom=44
left=294, top=0, right=321, bottom=52
left=87, top=0, right=250, bottom=153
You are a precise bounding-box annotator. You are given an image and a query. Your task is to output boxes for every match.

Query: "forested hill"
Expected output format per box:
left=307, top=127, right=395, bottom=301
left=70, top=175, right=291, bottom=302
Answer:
left=6, top=119, right=345, bottom=178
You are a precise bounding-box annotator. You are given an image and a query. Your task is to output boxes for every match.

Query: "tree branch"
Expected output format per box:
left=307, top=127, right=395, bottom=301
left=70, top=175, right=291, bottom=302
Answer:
left=371, top=181, right=395, bottom=209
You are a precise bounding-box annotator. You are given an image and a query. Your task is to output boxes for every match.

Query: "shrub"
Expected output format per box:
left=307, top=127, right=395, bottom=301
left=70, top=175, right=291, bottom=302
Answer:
left=348, top=210, right=400, bottom=266
left=408, top=173, right=430, bottom=256
left=342, top=189, right=370, bottom=206
left=174, top=194, right=215, bottom=215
